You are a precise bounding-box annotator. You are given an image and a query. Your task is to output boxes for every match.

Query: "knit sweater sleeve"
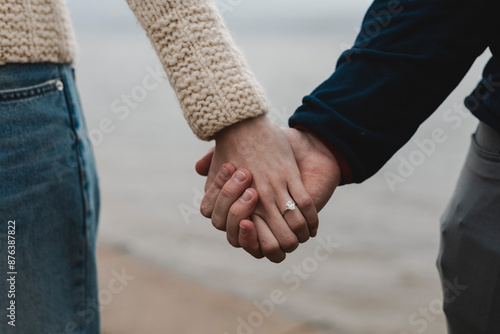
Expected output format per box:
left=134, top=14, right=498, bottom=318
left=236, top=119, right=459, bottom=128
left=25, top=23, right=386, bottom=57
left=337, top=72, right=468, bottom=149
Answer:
left=125, top=0, right=269, bottom=140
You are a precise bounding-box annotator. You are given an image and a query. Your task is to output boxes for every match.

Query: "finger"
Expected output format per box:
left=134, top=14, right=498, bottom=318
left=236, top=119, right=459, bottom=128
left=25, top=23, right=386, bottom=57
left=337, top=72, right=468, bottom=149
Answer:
left=252, top=214, right=286, bottom=263
left=262, top=206, right=300, bottom=253
left=204, top=148, right=218, bottom=192
left=200, top=163, right=236, bottom=219
left=195, top=146, right=215, bottom=176
left=226, top=188, right=258, bottom=247
left=212, top=168, right=253, bottom=231
left=287, top=178, right=319, bottom=237
left=238, top=219, right=264, bottom=259
left=279, top=195, right=310, bottom=243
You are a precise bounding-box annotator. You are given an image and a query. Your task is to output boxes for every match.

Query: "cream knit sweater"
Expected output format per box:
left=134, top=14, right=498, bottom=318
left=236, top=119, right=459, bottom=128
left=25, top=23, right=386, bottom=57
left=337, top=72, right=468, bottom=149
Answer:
left=0, top=0, right=268, bottom=140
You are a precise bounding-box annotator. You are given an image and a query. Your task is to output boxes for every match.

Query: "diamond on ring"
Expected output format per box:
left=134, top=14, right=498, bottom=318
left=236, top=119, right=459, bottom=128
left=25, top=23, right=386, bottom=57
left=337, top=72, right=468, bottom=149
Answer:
left=282, top=200, right=296, bottom=216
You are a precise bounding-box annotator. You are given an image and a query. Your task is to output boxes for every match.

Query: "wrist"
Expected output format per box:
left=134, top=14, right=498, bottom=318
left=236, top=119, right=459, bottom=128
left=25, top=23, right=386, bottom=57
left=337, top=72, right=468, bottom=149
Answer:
left=294, top=126, right=352, bottom=185
left=214, top=114, right=272, bottom=142
left=301, top=131, right=337, bottom=163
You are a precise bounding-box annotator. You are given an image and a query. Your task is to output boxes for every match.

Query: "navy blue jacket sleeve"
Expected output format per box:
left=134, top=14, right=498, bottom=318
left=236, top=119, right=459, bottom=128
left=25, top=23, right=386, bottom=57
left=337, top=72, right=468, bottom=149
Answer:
left=289, top=0, right=500, bottom=183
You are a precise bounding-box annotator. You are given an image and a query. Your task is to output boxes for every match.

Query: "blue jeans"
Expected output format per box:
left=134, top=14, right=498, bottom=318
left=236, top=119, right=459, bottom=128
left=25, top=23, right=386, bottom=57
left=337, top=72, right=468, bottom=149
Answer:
left=0, top=63, right=100, bottom=333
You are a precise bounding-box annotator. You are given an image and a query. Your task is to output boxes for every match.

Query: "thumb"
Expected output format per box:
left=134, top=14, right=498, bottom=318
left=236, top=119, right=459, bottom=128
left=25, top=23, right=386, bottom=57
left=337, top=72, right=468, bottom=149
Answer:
left=195, top=146, right=215, bottom=176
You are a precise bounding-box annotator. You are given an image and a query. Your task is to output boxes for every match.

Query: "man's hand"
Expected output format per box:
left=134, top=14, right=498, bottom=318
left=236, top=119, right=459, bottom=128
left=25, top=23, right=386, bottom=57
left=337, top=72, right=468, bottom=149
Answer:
left=196, top=127, right=341, bottom=262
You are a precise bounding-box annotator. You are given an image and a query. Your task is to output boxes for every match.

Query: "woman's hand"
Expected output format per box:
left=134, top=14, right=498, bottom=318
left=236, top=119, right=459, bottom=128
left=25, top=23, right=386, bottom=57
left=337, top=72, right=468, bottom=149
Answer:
left=199, top=115, right=318, bottom=263
left=197, top=127, right=341, bottom=262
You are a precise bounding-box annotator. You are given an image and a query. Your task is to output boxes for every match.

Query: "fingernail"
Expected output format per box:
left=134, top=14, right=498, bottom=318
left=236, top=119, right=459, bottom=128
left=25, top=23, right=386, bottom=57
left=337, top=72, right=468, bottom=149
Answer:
left=234, top=171, right=247, bottom=183
left=219, top=167, right=230, bottom=180
left=240, top=189, right=253, bottom=202
left=240, top=224, right=247, bottom=235
left=311, top=229, right=318, bottom=238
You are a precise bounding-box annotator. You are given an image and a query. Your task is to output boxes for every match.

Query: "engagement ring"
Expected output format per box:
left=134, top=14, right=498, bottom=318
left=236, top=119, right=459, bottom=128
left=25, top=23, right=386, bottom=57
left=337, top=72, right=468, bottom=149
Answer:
left=282, top=200, right=296, bottom=216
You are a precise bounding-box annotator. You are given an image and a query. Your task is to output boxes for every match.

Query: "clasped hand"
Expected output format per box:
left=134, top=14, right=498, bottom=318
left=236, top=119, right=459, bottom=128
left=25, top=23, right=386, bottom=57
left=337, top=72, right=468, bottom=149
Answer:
left=195, top=115, right=341, bottom=263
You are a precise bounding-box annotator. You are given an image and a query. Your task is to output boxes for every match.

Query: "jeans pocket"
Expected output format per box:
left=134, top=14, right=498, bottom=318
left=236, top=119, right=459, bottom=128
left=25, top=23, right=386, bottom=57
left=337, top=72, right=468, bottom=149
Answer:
left=0, top=78, right=64, bottom=103
left=472, top=134, right=500, bottom=163
left=0, top=76, right=74, bottom=191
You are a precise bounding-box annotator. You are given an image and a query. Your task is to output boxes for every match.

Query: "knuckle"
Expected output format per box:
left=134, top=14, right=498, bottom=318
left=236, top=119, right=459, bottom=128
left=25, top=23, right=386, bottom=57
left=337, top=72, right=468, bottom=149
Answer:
left=307, top=213, right=319, bottom=230
left=295, top=194, right=314, bottom=210
left=219, top=186, right=234, bottom=200
left=211, top=217, right=226, bottom=231
left=260, top=240, right=281, bottom=256
left=200, top=201, right=212, bottom=218
left=298, top=233, right=310, bottom=244
left=214, top=175, right=228, bottom=190
left=255, top=185, right=272, bottom=201
left=310, top=216, right=319, bottom=229
left=280, top=237, right=299, bottom=253
left=228, top=205, right=243, bottom=222
left=269, top=253, right=286, bottom=263
left=243, top=245, right=261, bottom=258
left=227, top=235, right=240, bottom=248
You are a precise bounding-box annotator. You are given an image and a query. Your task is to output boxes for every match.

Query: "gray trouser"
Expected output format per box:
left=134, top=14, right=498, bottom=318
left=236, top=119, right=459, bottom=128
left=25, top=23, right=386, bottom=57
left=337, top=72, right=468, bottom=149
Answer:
left=439, top=122, right=500, bottom=334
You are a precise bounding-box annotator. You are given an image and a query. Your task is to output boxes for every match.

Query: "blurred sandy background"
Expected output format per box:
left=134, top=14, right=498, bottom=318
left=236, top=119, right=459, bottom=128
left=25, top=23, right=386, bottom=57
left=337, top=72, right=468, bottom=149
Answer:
left=66, top=1, right=490, bottom=333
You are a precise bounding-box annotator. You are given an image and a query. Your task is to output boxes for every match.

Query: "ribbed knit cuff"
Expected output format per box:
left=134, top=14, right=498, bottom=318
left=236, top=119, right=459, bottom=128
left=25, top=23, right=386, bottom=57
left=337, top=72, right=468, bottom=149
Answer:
left=126, top=0, right=269, bottom=140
